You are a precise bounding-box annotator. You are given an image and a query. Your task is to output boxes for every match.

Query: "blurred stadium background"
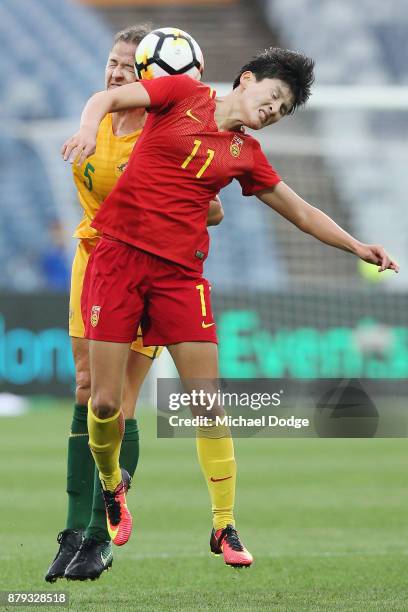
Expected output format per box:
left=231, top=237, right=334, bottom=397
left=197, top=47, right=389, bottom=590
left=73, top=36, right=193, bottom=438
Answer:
left=1, top=2, right=408, bottom=608
left=1, top=0, right=407, bottom=402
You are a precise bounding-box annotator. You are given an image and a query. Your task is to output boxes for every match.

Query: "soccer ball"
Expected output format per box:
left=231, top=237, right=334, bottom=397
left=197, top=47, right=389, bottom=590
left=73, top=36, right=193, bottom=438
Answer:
left=135, top=28, right=204, bottom=81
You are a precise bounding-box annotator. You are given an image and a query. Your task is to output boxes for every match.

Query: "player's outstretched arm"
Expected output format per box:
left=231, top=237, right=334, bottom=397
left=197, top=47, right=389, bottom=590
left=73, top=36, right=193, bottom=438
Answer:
left=62, top=83, right=151, bottom=166
left=257, top=182, right=399, bottom=273
left=207, top=195, right=224, bottom=226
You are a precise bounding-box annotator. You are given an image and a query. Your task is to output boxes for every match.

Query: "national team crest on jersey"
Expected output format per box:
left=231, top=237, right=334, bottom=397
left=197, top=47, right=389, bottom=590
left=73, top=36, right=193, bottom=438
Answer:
left=230, top=135, right=244, bottom=158
left=115, top=158, right=129, bottom=177
left=91, top=305, right=101, bottom=327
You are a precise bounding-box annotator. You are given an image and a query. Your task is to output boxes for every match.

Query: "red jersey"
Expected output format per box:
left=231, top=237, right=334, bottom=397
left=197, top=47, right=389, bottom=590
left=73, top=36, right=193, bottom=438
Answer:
left=92, top=75, right=281, bottom=272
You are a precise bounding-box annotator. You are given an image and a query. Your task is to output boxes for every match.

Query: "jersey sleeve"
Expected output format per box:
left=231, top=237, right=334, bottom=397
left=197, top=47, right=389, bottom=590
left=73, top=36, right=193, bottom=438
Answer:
left=140, top=75, right=199, bottom=113
left=238, top=139, right=281, bottom=196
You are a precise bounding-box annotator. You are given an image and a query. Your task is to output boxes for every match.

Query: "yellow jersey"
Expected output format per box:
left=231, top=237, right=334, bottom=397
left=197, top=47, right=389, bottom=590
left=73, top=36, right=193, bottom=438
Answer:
left=72, top=114, right=142, bottom=243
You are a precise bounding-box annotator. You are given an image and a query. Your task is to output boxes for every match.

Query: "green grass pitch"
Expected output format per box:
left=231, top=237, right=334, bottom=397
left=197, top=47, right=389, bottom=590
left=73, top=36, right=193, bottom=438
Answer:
left=1, top=401, right=407, bottom=611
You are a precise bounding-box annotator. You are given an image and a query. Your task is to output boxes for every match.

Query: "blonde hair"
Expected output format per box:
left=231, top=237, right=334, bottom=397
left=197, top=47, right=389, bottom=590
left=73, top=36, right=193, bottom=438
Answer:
left=113, top=25, right=151, bottom=48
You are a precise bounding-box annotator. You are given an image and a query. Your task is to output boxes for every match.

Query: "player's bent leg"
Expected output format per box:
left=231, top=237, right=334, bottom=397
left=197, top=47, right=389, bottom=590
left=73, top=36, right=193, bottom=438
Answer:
left=168, top=342, right=253, bottom=567
left=66, top=417, right=138, bottom=578
left=45, top=337, right=94, bottom=583
left=88, top=339, right=129, bottom=485
left=88, top=340, right=132, bottom=546
left=68, top=350, right=154, bottom=578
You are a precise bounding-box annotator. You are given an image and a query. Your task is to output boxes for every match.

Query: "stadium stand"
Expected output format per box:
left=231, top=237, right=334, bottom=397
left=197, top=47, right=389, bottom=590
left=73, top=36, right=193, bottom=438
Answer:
left=0, top=0, right=108, bottom=290
left=261, top=0, right=408, bottom=286
left=0, top=0, right=111, bottom=118
left=0, top=136, right=57, bottom=290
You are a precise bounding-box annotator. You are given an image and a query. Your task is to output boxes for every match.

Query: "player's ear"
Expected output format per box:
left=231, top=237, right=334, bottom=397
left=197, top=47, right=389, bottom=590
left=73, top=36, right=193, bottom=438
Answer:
left=239, top=71, right=255, bottom=89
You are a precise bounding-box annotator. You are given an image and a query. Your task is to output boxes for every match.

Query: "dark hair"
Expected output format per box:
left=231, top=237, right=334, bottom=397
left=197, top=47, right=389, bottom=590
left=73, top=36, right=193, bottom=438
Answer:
left=233, top=47, right=315, bottom=113
left=113, top=25, right=151, bottom=48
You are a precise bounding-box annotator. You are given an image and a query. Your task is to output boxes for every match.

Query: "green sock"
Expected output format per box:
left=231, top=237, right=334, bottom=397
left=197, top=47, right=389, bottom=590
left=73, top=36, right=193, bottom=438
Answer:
left=65, top=404, right=95, bottom=531
left=85, top=418, right=140, bottom=542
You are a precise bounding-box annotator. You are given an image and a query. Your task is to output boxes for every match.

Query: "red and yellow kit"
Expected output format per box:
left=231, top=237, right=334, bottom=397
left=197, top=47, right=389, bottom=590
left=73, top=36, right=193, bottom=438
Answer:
left=85, top=75, right=281, bottom=345
left=70, top=113, right=161, bottom=357
left=82, top=237, right=217, bottom=345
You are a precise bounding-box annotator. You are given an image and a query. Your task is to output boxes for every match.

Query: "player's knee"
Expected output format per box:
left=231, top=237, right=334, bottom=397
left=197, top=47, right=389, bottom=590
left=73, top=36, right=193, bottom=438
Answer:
left=75, top=369, right=91, bottom=405
left=91, top=394, right=119, bottom=419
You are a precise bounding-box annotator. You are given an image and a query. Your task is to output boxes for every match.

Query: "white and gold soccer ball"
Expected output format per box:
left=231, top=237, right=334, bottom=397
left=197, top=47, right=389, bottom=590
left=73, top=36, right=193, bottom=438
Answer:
left=135, top=28, right=204, bottom=81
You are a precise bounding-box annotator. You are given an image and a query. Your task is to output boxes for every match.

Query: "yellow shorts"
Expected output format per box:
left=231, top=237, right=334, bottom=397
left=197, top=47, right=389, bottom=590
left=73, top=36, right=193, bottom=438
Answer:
left=69, top=240, right=162, bottom=359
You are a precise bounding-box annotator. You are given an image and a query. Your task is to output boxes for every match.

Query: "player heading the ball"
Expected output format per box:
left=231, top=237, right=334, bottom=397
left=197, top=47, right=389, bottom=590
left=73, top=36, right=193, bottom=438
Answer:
left=62, top=46, right=398, bottom=569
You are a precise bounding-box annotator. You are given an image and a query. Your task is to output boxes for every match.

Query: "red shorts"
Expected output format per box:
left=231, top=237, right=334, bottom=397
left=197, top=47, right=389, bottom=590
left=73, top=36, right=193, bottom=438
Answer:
left=81, top=236, right=217, bottom=346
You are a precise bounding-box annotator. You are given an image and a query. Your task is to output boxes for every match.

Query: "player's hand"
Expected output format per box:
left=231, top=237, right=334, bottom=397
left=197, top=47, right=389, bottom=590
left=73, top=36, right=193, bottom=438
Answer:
left=355, top=243, right=399, bottom=273
left=61, top=127, right=97, bottom=166
left=207, top=195, right=224, bottom=226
